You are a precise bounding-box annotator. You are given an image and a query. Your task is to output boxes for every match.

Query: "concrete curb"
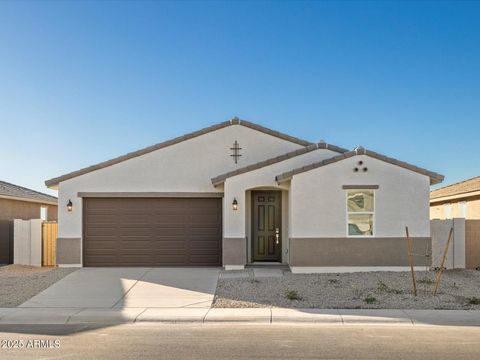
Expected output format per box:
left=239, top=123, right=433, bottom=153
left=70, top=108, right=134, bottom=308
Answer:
left=1, top=308, right=480, bottom=327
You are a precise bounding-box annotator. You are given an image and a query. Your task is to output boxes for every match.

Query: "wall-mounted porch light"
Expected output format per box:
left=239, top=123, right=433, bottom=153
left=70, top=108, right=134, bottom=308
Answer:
left=232, top=198, right=238, bottom=211
left=67, top=200, right=73, bottom=212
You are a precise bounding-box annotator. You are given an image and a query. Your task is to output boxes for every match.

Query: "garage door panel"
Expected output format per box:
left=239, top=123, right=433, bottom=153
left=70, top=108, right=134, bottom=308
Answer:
left=120, top=240, right=186, bottom=250
left=189, top=240, right=222, bottom=249
left=189, top=255, right=220, bottom=265
left=83, top=197, right=222, bottom=267
left=86, top=214, right=118, bottom=223
left=84, top=240, right=118, bottom=250
left=151, top=215, right=187, bottom=223
left=85, top=228, right=119, bottom=237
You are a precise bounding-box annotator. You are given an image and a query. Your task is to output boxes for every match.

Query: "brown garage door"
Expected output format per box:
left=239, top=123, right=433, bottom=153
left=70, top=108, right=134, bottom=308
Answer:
left=83, top=198, right=222, bottom=267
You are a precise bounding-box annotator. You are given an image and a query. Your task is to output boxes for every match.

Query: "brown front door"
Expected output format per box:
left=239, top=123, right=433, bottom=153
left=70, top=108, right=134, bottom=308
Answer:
left=252, top=191, right=282, bottom=262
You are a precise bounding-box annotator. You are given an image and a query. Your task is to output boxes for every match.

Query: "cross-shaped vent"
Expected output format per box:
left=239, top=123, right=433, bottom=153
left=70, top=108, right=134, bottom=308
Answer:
left=230, top=140, right=242, bottom=164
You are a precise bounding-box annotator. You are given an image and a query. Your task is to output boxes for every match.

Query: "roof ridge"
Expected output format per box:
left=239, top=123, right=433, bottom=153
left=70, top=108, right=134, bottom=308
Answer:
left=275, top=148, right=444, bottom=185
left=0, top=180, right=57, bottom=200
left=211, top=140, right=349, bottom=185
left=45, top=118, right=313, bottom=187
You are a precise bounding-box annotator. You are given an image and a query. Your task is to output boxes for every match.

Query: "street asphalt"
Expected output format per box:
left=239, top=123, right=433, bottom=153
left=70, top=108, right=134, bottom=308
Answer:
left=1, top=323, right=480, bottom=360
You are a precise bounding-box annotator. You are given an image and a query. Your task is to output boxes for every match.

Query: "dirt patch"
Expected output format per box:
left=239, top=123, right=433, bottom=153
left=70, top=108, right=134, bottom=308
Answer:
left=0, top=265, right=78, bottom=307
left=213, top=270, right=480, bottom=309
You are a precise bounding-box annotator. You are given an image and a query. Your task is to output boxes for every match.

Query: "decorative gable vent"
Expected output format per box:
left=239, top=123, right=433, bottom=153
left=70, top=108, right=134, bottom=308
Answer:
left=230, top=140, right=242, bottom=164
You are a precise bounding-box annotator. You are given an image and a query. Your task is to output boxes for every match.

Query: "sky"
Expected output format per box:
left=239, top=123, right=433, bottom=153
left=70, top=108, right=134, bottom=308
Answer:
left=0, top=1, right=479, bottom=196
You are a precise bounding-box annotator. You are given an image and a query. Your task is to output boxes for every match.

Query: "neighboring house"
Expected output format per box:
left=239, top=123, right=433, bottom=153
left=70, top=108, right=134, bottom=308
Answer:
left=45, top=118, right=443, bottom=272
left=430, top=176, right=480, bottom=219
left=0, top=180, right=58, bottom=264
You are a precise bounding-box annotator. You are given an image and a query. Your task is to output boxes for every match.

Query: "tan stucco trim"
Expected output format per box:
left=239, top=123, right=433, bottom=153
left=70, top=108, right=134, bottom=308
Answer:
left=289, top=237, right=431, bottom=267
left=211, top=141, right=348, bottom=186
left=45, top=118, right=313, bottom=188
left=342, top=185, right=379, bottom=189
left=0, top=194, right=57, bottom=206
left=430, top=190, right=480, bottom=203
left=77, top=192, right=224, bottom=198
left=57, top=237, right=82, bottom=265
left=276, top=147, right=444, bottom=185
left=223, top=237, right=247, bottom=265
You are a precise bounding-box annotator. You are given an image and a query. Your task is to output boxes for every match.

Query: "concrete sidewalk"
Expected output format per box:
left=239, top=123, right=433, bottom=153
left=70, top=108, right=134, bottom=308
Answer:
left=2, top=308, right=480, bottom=327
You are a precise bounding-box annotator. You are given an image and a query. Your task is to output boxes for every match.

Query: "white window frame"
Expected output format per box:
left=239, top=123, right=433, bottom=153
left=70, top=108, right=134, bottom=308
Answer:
left=346, top=189, right=375, bottom=237
left=40, top=206, right=48, bottom=221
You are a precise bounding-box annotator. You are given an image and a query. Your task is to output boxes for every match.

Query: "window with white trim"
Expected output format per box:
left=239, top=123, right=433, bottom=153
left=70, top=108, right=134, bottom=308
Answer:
left=40, top=206, right=48, bottom=221
left=347, top=189, right=374, bottom=236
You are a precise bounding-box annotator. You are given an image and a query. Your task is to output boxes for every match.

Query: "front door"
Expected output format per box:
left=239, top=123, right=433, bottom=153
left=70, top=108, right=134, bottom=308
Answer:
left=252, top=191, right=282, bottom=262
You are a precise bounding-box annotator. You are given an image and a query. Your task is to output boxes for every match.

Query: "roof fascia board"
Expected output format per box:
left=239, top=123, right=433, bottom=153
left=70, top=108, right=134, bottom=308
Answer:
left=0, top=194, right=58, bottom=206
left=276, top=149, right=444, bottom=185
left=211, top=142, right=348, bottom=186
left=430, top=190, right=480, bottom=203
left=45, top=118, right=313, bottom=188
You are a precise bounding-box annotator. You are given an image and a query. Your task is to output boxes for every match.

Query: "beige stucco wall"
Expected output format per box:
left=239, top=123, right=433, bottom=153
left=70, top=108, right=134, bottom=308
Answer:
left=221, top=148, right=337, bottom=265
left=430, top=196, right=480, bottom=220
left=289, top=155, right=431, bottom=238
left=223, top=148, right=338, bottom=239
left=0, top=198, right=57, bottom=221
left=57, top=125, right=303, bottom=242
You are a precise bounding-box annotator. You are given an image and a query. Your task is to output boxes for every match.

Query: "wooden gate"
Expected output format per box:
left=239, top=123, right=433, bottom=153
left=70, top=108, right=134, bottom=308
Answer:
left=42, top=222, right=58, bottom=266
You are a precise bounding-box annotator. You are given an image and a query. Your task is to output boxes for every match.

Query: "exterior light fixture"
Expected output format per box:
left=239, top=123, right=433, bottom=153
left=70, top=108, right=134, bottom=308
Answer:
left=232, top=198, right=238, bottom=211
left=67, top=200, right=73, bottom=212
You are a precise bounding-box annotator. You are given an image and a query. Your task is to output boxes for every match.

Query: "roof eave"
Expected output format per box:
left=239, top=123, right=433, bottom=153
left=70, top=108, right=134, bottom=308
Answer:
left=0, top=194, right=57, bottom=206
left=211, top=142, right=349, bottom=185
left=275, top=149, right=444, bottom=185
left=45, top=118, right=313, bottom=188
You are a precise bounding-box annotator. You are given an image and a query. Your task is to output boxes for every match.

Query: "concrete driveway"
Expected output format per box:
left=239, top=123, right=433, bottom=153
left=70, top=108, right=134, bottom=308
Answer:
left=19, top=268, right=220, bottom=308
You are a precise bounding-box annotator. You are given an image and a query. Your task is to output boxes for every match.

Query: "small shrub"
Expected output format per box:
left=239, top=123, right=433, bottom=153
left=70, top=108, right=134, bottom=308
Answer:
left=468, top=297, right=480, bottom=305
left=364, top=296, right=377, bottom=304
left=328, top=279, right=339, bottom=284
left=377, top=281, right=402, bottom=294
left=418, top=277, right=434, bottom=285
left=285, top=290, right=301, bottom=301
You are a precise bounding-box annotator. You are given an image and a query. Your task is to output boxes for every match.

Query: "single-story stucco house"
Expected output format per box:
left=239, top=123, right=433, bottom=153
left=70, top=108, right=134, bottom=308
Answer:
left=430, top=176, right=480, bottom=220
left=0, top=180, right=58, bottom=264
left=45, top=118, right=444, bottom=272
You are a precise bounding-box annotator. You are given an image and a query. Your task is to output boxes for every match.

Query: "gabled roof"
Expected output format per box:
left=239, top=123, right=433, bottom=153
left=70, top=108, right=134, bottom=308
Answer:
left=45, top=118, right=313, bottom=188
left=430, top=176, right=480, bottom=200
left=0, top=180, right=57, bottom=205
left=275, top=147, right=444, bottom=185
left=211, top=141, right=348, bottom=186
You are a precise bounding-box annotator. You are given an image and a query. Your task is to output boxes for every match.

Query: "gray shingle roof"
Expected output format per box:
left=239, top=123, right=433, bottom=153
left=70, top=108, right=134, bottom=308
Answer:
left=275, top=147, right=444, bottom=185
left=0, top=180, right=57, bottom=204
left=211, top=141, right=348, bottom=186
left=45, top=117, right=313, bottom=188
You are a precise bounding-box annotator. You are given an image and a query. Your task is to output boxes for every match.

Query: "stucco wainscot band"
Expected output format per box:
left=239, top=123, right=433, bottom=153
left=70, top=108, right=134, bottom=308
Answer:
left=223, top=237, right=247, bottom=270
left=289, top=237, right=432, bottom=269
left=56, top=238, right=82, bottom=267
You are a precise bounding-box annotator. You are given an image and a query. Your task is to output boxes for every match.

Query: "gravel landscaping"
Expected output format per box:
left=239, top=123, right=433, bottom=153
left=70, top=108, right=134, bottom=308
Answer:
left=0, top=265, right=78, bottom=307
left=213, top=270, right=480, bottom=309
